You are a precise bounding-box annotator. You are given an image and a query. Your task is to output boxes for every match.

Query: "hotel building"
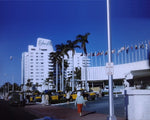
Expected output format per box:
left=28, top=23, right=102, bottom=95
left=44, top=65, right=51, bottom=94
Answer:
left=21, top=38, right=88, bottom=92
left=21, top=38, right=54, bottom=91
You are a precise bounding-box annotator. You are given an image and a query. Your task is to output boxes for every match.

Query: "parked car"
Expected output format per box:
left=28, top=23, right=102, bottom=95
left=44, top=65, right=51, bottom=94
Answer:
left=70, top=89, right=96, bottom=101
left=30, top=94, right=41, bottom=102
left=7, top=92, right=25, bottom=106
left=49, top=91, right=66, bottom=101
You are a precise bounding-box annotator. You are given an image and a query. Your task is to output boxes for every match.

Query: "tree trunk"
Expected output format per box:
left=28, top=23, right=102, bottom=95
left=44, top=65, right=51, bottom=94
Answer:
left=62, top=57, right=64, bottom=91
left=56, top=61, right=58, bottom=92
left=72, top=55, right=75, bottom=91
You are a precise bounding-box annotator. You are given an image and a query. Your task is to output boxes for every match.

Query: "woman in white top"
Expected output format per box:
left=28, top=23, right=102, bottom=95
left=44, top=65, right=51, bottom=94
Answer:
left=75, top=92, right=86, bottom=116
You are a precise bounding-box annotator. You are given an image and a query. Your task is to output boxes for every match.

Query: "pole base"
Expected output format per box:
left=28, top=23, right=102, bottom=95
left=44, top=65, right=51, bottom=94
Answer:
left=107, top=115, right=117, bottom=120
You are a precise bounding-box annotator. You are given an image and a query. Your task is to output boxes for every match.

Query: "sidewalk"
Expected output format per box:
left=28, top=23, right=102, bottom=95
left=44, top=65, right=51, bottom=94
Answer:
left=24, top=103, right=125, bottom=120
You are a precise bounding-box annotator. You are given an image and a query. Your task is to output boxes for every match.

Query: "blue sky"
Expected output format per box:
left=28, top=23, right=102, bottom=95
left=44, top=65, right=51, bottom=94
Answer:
left=0, top=0, right=150, bottom=86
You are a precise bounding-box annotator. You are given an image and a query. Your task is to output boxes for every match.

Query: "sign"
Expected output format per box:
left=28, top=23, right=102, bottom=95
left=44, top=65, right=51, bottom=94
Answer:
left=106, top=62, right=114, bottom=75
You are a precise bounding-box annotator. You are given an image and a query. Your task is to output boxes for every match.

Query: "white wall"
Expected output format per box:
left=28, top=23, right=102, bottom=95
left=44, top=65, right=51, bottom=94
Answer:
left=82, top=60, right=149, bottom=81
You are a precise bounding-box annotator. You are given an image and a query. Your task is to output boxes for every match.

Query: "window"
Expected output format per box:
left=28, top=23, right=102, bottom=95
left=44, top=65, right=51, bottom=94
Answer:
left=31, top=48, right=35, bottom=51
left=41, top=49, right=47, bottom=51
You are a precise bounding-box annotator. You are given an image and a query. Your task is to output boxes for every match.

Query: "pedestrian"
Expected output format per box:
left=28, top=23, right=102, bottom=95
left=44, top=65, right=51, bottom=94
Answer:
left=26, top=94, right=30, bottom=104
left=19, top=93, right=23, bottom=107
left=41, top=93, right=45, bottom=106
left=75, top=91, right=86, bottom=117
left=45, top=94, right=49, bottom=105
left=66, top=91, right=70, bottom=104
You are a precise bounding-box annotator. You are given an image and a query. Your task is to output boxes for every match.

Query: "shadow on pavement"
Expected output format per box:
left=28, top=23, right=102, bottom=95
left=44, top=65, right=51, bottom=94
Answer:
left=82, top=111, right=96, bottom=117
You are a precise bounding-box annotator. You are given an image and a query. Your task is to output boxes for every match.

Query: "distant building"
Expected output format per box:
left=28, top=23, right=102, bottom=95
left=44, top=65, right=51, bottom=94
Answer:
left=21, top=38, right=91, bottom=92
left=21, top=38, right=54, bottom=92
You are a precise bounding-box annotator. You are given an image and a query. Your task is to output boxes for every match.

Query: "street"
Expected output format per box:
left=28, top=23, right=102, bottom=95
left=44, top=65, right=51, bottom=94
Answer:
left=0, top=95, right=125, bottom=120
left=59, top=94, right=125, bottom=117
left=0, top=100, right=37, bottom=120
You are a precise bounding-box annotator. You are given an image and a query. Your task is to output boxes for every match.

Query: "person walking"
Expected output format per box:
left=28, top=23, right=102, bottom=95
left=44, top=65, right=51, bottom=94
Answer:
left=45, top=94, right=49, bottom=105
left=75, top=91, right=86, bottom=117
left=41, top=93, right=45, bottom=106
left=66, top=91, right=70, bottom=104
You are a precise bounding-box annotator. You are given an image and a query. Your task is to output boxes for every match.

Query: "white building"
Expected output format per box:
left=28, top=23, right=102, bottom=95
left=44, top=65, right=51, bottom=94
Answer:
left=21, top=38, right=54, bottom=92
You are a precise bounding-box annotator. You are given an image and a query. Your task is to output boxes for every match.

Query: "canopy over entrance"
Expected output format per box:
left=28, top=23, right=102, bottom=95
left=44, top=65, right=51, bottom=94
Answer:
left=131, top=69, right=150, bottom=80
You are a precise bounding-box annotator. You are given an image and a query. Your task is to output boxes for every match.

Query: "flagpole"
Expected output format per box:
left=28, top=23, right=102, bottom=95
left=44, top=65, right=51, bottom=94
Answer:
left=95, top=51, right=97, bottom=66
left=138, top=43, right=141, bottom=61
left=145, top=42, right=148, bottom=59
left=114, top=50, right=116, bottom=65
left=100, top=53, right=101, bottom=66
left=106, top=0, right=116, bottom=119
left=103, top=52, right=105, bottom=66
left=125, top=46, right=127, bottom=63
left=135, top=45, right=137, bottom=62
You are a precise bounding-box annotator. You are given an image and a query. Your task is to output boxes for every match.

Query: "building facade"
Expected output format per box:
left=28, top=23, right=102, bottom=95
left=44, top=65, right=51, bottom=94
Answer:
left=21, top=38, right=89, bottom=92
left=21, top=38, right=54, bottom=92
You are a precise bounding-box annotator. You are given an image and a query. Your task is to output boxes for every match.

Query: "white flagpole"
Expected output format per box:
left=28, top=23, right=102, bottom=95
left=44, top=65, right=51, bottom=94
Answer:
left=128, top=47, right=130, bottom=63
left=135, top=46, right=137, bottom=62
left=95, top=51, right=97, bottom=66
left=114, top=50, right=116, bottom=65
left=103, top=52, right=105, bottom=66
left=132, top=48, right=134, bottom=62
left=145, top=42, right=148, bottom=59
left=117, top=48, right=119, bottom=65
left=125, top=46, right=127, bottom=63
left=100, top=53, right=101, bottom=66
left=91, top=52, right=93, bottom=67
left=142, top=43, right=144, bottom=60
left=138, top=43, right=141, bottom=61
left=106, top=0, right=116, bottom=119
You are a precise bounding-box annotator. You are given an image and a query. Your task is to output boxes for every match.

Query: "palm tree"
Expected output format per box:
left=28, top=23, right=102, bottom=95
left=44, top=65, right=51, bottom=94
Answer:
left=76, top=32, right=90, bottom=91
left=50, top=51, right=61, bottom=92
left=55, top=43, right=69, bottom=91
left=25, top=79, right=33, bottom=93
left=76, top=33, right=90, bottom=55
left=35, top=82, right=42, bottom=92
left=45, top=78, right=53, bottom=90
left=66, top=40, right=80, bottom=91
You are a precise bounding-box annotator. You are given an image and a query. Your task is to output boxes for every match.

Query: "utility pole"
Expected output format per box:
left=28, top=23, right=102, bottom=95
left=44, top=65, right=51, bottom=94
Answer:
left=106, top=0, right=117, bottom=120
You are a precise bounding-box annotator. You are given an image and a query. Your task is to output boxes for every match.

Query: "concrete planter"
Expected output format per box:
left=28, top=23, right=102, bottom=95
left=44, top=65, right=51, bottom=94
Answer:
left=124, top=89, right=150, bottom=120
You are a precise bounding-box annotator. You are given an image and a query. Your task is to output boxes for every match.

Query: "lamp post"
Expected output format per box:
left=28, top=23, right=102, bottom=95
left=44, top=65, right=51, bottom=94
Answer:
left=10, top=56, right=14, bottom=92
left=106, top=0, right=117, bottom=120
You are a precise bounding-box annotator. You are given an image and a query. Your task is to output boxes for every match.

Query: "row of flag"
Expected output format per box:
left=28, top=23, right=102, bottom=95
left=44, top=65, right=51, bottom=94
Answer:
left=81, top=42, right=150, bottom=57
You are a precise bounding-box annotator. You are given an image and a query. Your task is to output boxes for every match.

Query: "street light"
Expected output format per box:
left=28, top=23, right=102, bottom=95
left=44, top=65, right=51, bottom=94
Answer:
left=106, top=0, right=117, bottom=120
left=10, top=56, right=14, bottom=92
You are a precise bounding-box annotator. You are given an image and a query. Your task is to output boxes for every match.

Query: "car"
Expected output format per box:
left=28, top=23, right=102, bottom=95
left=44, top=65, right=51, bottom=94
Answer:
left=49, top=91, right=66, bottom=101
left=7, top=92, right=25, bottom=106
left=70, top=89, right=96, bottom=101
left=30, top=94, right=41, bottom=102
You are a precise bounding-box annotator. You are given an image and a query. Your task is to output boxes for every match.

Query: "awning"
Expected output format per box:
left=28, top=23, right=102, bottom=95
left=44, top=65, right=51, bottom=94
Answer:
left=131, top=69, right=150, bottom=80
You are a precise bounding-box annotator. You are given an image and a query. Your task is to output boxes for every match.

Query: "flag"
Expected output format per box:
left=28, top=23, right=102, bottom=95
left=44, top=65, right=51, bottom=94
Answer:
left=126, top=46, right=129, bottom=54
left=117, top=49, right=121, bottom=55
left=105, top=51, right=108, bottom=55
left=135, top=45, right=138, bottom=50
left=101, top=51, right=104, bottom=55
left=111, top=49, right=115, bottom=54
left=145, top=44, right=148, bottom=50
left=140, top=44, right=144, bottom=49
left=120, top=46, right=125, bottom=51
left=92, top=52, right=95, bottom=56
left=96, top=52, right=100, bottom=56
